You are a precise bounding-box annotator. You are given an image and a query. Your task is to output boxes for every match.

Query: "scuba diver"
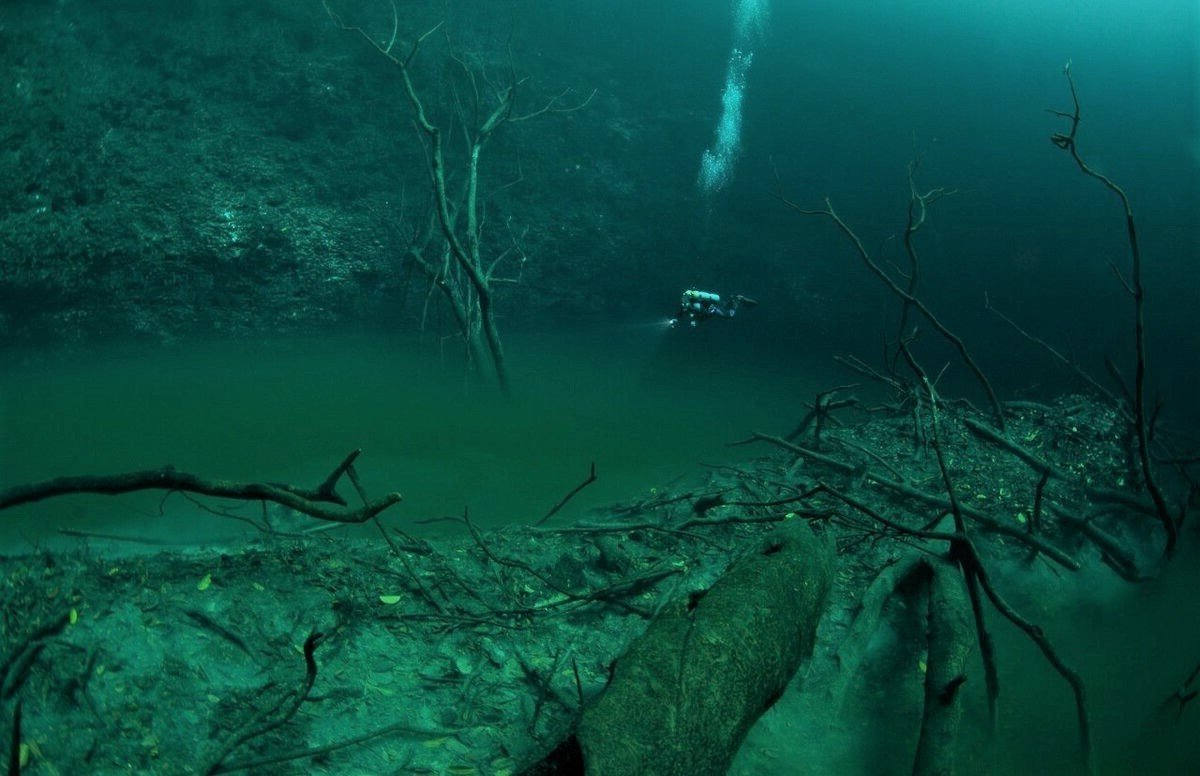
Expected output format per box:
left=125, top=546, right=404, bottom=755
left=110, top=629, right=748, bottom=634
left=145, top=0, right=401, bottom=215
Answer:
left=669, top=289, right=758, bottom=329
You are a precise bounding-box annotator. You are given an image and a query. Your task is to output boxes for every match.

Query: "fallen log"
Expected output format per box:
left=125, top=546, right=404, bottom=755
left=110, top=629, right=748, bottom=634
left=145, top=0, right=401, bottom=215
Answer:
left=525, top=519, right=835, bottom=775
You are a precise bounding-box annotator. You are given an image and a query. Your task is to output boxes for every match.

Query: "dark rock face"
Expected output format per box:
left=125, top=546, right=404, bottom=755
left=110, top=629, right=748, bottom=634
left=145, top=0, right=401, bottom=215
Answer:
left=0, top=1, right=696, bottom=346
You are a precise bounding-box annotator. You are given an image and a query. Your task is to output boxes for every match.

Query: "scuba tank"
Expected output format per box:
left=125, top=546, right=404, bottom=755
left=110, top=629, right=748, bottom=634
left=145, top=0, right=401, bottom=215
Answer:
left=682, top=289, right=721, bottom=306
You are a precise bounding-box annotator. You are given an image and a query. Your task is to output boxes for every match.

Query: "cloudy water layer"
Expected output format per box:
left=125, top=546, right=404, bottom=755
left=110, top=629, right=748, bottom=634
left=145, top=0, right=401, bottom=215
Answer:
left=0, top=328, right=812, bottom=551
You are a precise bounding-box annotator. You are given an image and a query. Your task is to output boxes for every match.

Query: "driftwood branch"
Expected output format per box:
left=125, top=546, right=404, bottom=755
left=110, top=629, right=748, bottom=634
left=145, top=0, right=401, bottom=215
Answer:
left=0, top=450, right=402, bottom=524
left=1166, top=660, right=1200, bottom=721
left=1, top=612, right=72, bottom=702
left=985, top=292, right=1121, bottom=408
left=959, top=536, right=1094, bottom=772
left=962, top=417, right=1069, bottom=480
left=785, top=384, right=859, bottom=447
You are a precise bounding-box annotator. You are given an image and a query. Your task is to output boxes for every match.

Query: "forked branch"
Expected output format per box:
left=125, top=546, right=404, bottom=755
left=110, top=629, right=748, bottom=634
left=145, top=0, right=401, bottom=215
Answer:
left=0, top=450, right=402, bottom=524
left=777, top=190, right=1005, bottom=431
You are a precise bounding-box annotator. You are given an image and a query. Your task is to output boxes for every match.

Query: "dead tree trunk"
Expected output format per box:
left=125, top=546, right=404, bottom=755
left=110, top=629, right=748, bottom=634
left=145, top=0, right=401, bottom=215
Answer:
left=527, top=520, right=835, bottom=775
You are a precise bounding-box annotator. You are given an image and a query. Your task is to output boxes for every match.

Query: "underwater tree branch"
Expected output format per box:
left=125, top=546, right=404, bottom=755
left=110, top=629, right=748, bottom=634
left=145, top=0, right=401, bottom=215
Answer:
left=913, top=557, right=974, bottom=776
left=1050, top=507, right=1142, bottom=582
left=732, top=431, right=860, bottom=474
left=205, top=631, right=324, bottom=775
left=459, top=510, right=671, bottom=619
left=324, top=0, right=509, bottom=389
left=778, top=192, right=1006, bottom=431
left=0, top=612, right=72, bottom=704
left=325, top=2, right=592, bottom=394
left=962, top=536, right=1094, bottom=773
left=907, top=355, right=1093, bottom=772
left=738, top=434, right=1081, bottom=569
left=536, top=461, right=598, bottom=526
left=984, top=292, right=1123, bottom=409
left=784, top=383, right=859, bottom=448
left=962, top=417, right=1070, bottom=481
left=0, top=450, right=403, bottom=524
left=1049, top=60, right=1178, bottom=555
left=900, top=343, right=1002, bottom=734
left=895, top=159, right=956, bottom=359
left=1166, top=660, right=1200, bottom=721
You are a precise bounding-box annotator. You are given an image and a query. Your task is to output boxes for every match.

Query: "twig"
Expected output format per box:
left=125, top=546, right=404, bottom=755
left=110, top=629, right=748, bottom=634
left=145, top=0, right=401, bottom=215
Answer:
left=0, top=613, right=71, bottom=700
left=785, top=384, right=859, bottom=444
left=1167, top=660, right=1200, bottom=721
left=985, top=292, right=1120, bottom=408
left=827, top=435, right=907, bottom=482
left=57, top=528, right=190, bottom=546
left=536, top=462, right=597, bottom=526
left=737, top=431, right=1079, bottom=567
left=730, top=432, right=859, bottom=474
left=183, top=610, right=256, bottom=661
left=461, top=514, right=663, bottom=617
left=206, top=631, right=324, bottom=775
left=1050, top=507, right=1142, bottom=582
left=1030, top=469, right=1050, bottom=539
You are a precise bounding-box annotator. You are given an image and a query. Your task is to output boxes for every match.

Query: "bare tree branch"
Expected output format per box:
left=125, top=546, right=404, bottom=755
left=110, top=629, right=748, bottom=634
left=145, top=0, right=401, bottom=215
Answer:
left=0, top=451, right=402, bottom=524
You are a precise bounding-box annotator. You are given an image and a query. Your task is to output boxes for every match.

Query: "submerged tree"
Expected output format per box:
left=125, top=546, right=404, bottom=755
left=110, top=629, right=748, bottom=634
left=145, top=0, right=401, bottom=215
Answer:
left=324, top=1, right=592, bottom=393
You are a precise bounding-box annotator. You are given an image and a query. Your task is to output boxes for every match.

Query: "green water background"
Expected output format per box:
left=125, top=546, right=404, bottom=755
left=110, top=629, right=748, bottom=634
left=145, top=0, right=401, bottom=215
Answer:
left=2, top=330, right=1198, bottom=773
left=0, top=328, right=807, bottom=548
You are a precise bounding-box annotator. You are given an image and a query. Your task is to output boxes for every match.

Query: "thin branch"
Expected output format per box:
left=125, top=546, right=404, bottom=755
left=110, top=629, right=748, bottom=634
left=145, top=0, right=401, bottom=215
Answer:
left=536, top=462, right=598, bottom=526
left=779, top=193, right=1005, bottom=431
left=510, top=87, right=597, bottom=122
left=984, top=291, right=1121, bottom=408
left=0, top=454, right=402, bottom=524
left=965, top=538, right=1094, bottom=773
left=730, top=432, right=860, bottom=474
left=1048, top=60, right=1178, bottom=555
left=206, top=631, right=325, bottom=775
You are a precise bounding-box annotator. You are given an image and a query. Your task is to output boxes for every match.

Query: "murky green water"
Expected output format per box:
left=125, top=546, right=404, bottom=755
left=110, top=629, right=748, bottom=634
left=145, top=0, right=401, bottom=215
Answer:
left=0, top=328, right=811, bottom=549
left=3, top=328, right=1197, bottom=773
